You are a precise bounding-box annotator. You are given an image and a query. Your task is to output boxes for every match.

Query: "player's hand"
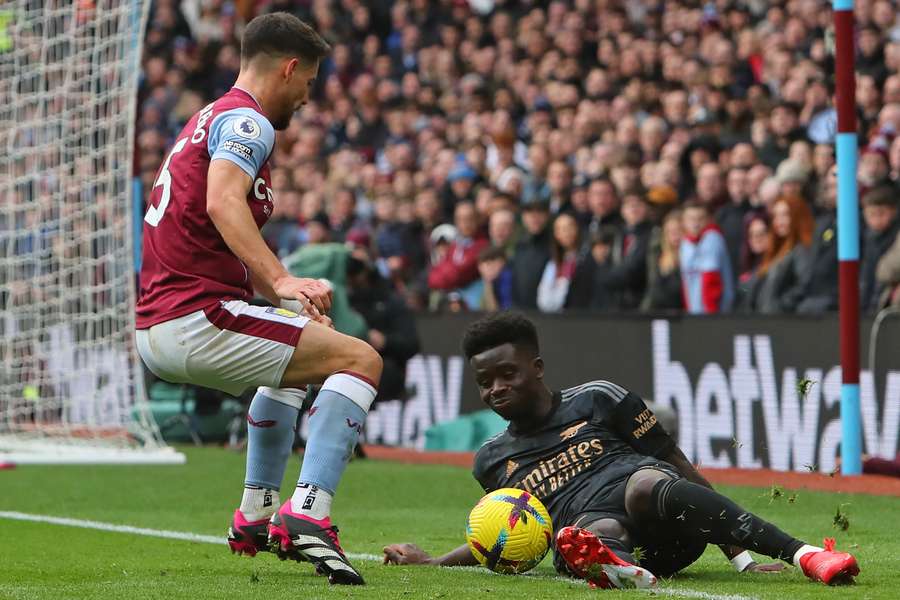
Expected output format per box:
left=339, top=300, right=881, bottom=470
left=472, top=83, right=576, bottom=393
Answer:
left=368, top=329, right=386, bottom=351
left=273, top=276, right=332, bottom=317
left=383, top=543, right=433, bottom=566
left=315, top=314, right=334, bottom=329
left=744, top=561, right=787, bottom=573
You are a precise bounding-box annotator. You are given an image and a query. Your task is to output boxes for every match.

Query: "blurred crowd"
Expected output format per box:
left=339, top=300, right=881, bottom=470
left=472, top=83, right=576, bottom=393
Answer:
left=136, top=0, right=900, bottom=315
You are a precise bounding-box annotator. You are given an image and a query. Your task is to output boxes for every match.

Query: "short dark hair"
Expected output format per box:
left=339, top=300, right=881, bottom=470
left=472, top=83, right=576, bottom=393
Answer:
left=462, top=312, right=539, bottom=360
left=478, top=245, right=507, bottom=263
left=681, top=200, right=709, bottom=215
left=862, top=185, right=898, bottom=209
left=242, top=13, right=331, bottom=65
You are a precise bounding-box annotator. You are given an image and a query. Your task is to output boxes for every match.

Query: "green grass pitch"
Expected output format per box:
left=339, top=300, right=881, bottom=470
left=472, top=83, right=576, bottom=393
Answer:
left=1, top=446, right=897, bottom=599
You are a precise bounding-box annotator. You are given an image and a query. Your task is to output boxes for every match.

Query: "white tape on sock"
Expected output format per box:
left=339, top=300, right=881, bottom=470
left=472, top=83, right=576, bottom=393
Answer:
left=258, top=387, right=306, bottom=410
left=730, top=551, right=754, bottom=572
left=320, top=373, right=377, bottom=413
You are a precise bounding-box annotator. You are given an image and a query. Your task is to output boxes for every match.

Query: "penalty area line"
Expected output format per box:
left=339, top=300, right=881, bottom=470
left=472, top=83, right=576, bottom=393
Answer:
left=0, top=511, right=758, bottom=600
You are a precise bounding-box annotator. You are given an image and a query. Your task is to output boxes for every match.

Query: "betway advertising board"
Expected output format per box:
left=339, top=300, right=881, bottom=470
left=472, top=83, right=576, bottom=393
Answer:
left=358, top=314, right=900, bottom=474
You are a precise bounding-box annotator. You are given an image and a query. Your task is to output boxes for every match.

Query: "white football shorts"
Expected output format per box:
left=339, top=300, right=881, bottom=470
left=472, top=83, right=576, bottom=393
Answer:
left=136, top=299, right=310, bottom=396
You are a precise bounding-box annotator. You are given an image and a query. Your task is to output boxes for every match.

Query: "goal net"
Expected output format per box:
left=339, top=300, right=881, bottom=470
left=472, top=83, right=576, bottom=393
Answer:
left=0, top=1, right=183, bottom=464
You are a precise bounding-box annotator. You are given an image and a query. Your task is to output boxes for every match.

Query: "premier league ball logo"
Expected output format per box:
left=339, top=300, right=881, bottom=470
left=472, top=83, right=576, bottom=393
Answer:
left=233, top=117, right=260, bottom=139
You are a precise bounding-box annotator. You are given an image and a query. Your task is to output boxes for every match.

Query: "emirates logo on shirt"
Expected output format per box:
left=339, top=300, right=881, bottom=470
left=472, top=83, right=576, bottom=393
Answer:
left=506, top=460, right=519, bottom=478
left=559, top=420, right=588, bottom=441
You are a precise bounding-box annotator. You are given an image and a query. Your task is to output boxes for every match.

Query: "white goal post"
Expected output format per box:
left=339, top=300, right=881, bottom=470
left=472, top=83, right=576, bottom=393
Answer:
left=0, top=0, right=184, bottom=464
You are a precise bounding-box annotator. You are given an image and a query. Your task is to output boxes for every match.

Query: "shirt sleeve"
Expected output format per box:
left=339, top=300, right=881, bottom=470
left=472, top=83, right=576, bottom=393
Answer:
left=472, top=447, right=499, bottom=493
left=595, top=385, right=676, bottom=459
left=207, top=107, right=275, bottom=179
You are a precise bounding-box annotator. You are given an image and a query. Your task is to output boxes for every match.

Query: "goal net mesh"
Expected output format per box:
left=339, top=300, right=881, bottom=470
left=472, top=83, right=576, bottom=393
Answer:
left=0, top=0, right=183, bottom=464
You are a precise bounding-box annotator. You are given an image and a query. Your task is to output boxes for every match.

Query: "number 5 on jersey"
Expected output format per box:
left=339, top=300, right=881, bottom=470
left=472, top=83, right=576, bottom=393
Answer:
left=145, top=137, right=188, bottom=227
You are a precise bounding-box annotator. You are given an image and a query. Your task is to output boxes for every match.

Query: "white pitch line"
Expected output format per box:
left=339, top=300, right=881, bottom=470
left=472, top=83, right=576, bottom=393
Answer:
left=0, top=511, right=759, bottom=600
left=0, top=511, right=380, bottom=563
left=645, top=590, right=759, bottom=600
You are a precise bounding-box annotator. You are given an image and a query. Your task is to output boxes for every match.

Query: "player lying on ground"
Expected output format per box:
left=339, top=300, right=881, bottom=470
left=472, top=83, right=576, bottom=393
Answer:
left=135, top=13, right=380, bottom=585
left=383, top=313, right=859, bottom=588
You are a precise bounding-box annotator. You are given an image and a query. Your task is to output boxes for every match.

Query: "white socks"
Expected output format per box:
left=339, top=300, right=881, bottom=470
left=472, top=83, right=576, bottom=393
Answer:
left=792, top=544, right=824, bottom=567
left=240, top=486, right=279, bottom=522
left=239, top=484, right=334, bottom=522
left=291, top=483, right=333, bottom=521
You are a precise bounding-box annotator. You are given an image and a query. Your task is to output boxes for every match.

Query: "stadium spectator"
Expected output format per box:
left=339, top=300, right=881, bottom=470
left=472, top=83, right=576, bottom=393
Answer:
left=568, top=228, right=618, bottom=311
left=758, top=101, right=803, bottom=169
left=642, top=210, right=684, bottom=312
left=716, top=167, right=753, bottom=274
left=860, top=185, right=900, bottom=311
left=476, top=246, right=513, bottom=312
left=510, top=197, right=552, bottom=310
left=131, top=0, right=900, bottom=317
left=605, top=193, right=653, bottom=310
left=736, top=214, right=771, bottom=311
left=346, top=252, right=420, bottom=404
left=773, top=159, right=811, bottom=201
left=372, top=192, right=417, bottom=286
left=679, top=203, right=734, bottom=314
left=586, top=178, right=624, bottom=236
left=487, top=207, right=517, bottom=258
left=859, top=134, right=893, bottom=193
left=536, top=212, right=582, bottom=313
left=426, top=201, right=488, bottom=305
left=695, top=163, right=728, bottom=210
left=792, top=165, right=840, bottom=314
left=876, top=228, right=900, bottom=309
left=748, top=195, right=815, bottom=314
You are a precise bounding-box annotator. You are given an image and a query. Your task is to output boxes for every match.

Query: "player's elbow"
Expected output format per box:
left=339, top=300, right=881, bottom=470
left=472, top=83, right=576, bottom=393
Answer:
left=206, top=195, right=225, bottom=221
left=206, top=193, right=237, bottom=222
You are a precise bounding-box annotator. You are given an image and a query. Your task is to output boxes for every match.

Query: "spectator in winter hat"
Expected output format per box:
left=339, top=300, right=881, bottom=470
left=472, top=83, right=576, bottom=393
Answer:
left=774, top=159, right=810, bottom=199
left=443, top=161, right=479, bottom=218
left=427, top=201, right=488, bottom=294
left=859, top=135, right=892, bottom=190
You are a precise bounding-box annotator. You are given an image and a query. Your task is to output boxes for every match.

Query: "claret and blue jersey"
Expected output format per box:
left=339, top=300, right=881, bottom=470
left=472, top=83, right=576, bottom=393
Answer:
left=136, top=87, right=279, bottom=329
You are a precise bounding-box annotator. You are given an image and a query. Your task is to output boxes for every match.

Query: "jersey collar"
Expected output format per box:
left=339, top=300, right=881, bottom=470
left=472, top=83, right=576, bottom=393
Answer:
left=231, top=85, right=263, bottom=111
left=509, top=390, right=562, bottom=435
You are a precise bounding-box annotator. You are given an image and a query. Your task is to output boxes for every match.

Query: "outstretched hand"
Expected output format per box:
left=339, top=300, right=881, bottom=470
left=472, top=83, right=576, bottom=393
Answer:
left=383, top=543, right=433, bottom=566
left=744, top=561, right=787, bottom=573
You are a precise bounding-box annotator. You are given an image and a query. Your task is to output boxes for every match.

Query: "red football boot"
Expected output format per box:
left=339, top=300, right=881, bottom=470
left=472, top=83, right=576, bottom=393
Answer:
left=556, top=526, right=658, bottom=589
left=799, top=538, right=859, bottom=585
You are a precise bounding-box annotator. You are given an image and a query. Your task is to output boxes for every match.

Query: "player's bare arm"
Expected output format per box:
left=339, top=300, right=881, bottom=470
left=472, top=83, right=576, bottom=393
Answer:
left=206, top=159, right=331, bottom=318
left=248, top=268, right=279, bottom=306
left=383, top=542, right=477, bottom=567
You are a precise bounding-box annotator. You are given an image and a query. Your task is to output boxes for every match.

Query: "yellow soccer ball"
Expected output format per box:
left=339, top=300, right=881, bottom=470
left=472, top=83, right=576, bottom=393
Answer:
left=465, top=488, right=553, bottom=574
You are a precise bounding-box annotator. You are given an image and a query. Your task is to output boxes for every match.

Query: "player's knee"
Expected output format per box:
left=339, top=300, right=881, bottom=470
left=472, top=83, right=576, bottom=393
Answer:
left=347, top=338, right=383, bottom=383
left=583, top=518, right=629, bottom=544
left=624, top=470, right=670, bottom=519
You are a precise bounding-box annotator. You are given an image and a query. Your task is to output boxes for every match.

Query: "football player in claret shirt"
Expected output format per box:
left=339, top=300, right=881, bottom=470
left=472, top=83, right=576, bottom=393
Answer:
left=135, top=13, right=380, bottom=585
left=383, top=313, right=859, bottom=589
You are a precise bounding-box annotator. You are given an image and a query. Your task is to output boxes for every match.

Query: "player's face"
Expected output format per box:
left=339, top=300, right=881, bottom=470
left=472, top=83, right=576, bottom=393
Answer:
left=274, top=59, right=319, bottom=130
left=471, top=343, right=543, bottom=422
